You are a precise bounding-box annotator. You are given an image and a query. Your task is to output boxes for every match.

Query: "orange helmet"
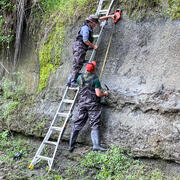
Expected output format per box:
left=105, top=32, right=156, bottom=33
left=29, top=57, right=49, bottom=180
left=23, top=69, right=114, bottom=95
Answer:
left=86, top=61, right=96, bottom=71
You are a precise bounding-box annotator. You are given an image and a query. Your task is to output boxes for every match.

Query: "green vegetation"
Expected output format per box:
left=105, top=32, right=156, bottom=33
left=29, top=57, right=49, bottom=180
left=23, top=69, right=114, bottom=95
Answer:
left=0, top=0, right=15, bottom=11
left=2, top=101, right=19, bottom=119
left=168, top=0, right=180, bottom=19
left=38, top=23, right=65, bottom=93
left=119, top=0, right=179, bottom=20
left=119, top=0, right=161, bottom=20
left=0, top=131, right=33, bottom=179
left=64, top=146, right=179, bottom=180
left=0, top=135, right=179, bottom=180
left=0, top=0, right=15, bottom=46
left=0, top=73, right=27, bottom=125
left=0, top=16, right=14, bottom=45
left=2, top=72, right=26, bottom=100
left=36, top=0, right=97, bottom=92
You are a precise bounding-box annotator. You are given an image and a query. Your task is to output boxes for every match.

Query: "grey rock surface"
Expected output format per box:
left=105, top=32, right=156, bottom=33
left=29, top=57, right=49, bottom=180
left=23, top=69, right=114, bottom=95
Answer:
left=0, top=18, right=180, bottom=163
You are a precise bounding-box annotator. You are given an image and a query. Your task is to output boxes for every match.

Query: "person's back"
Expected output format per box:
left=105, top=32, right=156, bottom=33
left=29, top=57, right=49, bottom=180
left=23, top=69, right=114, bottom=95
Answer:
left=76, top=23, right=94, bottom=50
left=77, top=73, right=101, bottom=104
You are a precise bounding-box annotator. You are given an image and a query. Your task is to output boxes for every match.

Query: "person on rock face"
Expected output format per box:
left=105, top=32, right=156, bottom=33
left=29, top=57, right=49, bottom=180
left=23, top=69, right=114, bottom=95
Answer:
left=69, top=61, right=108, bottom=152
left=67, top=15, right=99, bottom=87
left=67, top=14, right=115, bottom=87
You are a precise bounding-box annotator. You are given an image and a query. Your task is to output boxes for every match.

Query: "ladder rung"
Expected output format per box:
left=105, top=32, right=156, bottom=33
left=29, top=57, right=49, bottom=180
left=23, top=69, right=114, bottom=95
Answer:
left=57, top=112, right=69, bottom=118
left=44, top=141, right=58, bottom=146
left=99, top=9, right=108, bottom=14
left=63, top=99, right=74, bottom=104
left=37, top=155, right=52, bottom=161
left=68, top=87, right=79, bottom=90
left=51, top=126, right=62, bottom=131
left=93, top=34, right=99, bottom=38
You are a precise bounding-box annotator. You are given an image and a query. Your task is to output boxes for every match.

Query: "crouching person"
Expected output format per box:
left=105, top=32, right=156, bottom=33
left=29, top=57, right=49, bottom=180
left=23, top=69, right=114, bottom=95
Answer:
left=69, top=61, right=108, bottom=152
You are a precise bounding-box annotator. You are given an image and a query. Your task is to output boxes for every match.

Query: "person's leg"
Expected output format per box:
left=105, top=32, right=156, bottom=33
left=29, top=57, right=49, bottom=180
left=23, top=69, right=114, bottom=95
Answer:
left=68, top=128, right=79, bottom=152
left=71, top=42, right=86, bottom=84
left=69, top=105, right=88, bottom=152
left=71, top=53, right=86, bottom=84
left=88, top=105, right=106, bottom=152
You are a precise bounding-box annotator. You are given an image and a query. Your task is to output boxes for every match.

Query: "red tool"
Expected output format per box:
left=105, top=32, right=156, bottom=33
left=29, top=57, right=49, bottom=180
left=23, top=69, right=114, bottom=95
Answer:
left=113, top=9, right=121, bottom=24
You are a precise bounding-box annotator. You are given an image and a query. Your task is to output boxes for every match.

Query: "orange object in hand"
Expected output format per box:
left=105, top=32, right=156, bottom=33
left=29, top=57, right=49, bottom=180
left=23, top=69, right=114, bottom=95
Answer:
left=113, top=9, right=121, bottom=24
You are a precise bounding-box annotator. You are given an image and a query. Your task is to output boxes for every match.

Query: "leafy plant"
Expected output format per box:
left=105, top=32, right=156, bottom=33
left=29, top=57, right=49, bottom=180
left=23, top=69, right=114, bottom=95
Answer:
left=2, top=72, right=26, bottom=101
left=2, top=101, right=19, bottom=118
left=0, top=1, right=15, bottom=45
left=0, top=73, right=27, bottom=122
left=65, top=146, right=166, bottom=180
left=0, top=130, right=9, bottom=139
left=168, top=0, right=180, bottom=19
left=0, top=0, right=15, bottom=11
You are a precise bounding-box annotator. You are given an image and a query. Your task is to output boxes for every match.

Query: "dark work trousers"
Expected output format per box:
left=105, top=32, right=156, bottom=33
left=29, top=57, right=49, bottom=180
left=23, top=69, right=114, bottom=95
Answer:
left=69, top=41, right=87, bottom=84
left=73, top=102, right=102, bottom=131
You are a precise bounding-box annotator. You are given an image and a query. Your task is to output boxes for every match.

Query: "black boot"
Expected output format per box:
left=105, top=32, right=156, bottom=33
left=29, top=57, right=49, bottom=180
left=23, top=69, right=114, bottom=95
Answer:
left=69, top=129, right=79, bottom=152
left=67, top=74, right=72, bottom=87
left=91, top=129, right=106, bottom=152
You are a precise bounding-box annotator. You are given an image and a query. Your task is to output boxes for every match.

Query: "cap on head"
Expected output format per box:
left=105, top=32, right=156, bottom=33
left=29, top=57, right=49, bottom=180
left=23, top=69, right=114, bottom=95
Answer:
left=86, top=14, right=99, bottom=25
left=86, top=61, right=96, bottom=72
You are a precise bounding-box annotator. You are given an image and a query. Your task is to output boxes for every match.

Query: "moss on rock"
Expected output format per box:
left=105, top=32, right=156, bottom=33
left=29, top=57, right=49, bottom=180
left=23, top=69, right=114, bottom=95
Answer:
left=168, top=0, right=180, bottom=19
left=38, top=23, right=65, bottom=93
left=118, top=0, right=162, bottom=20
left=36, top=0, right=97, bottom=93
left=117, top=0, right=179, bottom=20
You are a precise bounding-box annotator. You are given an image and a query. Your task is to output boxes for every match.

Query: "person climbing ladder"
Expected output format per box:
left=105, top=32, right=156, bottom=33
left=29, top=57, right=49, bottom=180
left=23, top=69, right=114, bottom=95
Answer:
left=67, top=12, right=120, bottom=87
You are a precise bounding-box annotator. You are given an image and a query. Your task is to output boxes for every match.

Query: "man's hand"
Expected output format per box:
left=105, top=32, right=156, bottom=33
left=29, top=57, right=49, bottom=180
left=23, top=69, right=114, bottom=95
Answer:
left=84, top=41, right=98, bottom=50
left=93, top=45, right=98, bottom=50
left=104, top=91, right=108, bottom=96
left=95, top=88, right=108, bottom=97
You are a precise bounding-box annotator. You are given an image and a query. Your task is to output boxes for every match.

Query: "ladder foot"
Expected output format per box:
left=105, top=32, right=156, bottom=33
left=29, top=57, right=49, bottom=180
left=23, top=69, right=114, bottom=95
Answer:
left=29, top=164, right=34, bottom=169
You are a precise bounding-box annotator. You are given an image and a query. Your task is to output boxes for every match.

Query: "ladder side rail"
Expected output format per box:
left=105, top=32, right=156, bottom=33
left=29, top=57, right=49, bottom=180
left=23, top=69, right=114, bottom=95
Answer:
left=59, top=88, right=79, bottom=141
left=89, top=24, right=105, bottom=62
left=41, top=86, right=75, bottom=162
left=49, top=89, right=80, bottom=170
left=30, top=143, right=46, bottom=166
left=32, top=129, right=53, bottom=162
left=48, top=86, right=69, bottom=129
left=96, top=0, right=104, bottom=15
left=30, top=87, right=69, bottom=167
left=89, top=0, right=114, bottom=63
left=59, top=88, right=80, bottom=138
left=106, top=0, right=114, bottom=16
left=41, top=86, right=69, bottom=142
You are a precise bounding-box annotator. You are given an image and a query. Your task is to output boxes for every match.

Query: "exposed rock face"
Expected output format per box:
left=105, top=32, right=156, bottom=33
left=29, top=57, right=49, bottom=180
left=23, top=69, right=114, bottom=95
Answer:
left=0, top=18, right=180, bottom=163
left=96, top=18, right=180, bottom=163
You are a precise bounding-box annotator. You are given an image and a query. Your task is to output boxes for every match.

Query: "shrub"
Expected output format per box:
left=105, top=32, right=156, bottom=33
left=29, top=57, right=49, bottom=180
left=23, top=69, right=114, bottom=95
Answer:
left=65, top=146, right=166, bottom=180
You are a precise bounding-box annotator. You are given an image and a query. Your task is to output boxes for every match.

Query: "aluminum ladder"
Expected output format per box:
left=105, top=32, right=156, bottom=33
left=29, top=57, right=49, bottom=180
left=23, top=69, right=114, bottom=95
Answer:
left=29, top=0, right=115, bottom=171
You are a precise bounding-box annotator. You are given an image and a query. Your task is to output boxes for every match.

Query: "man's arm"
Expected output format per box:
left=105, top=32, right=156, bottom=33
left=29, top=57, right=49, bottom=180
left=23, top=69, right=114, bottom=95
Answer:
left=95, top=88, right=108, bottom=97
left=99, top=14, right=114, bottom=21
left=84, top=41, right=98, bottom=50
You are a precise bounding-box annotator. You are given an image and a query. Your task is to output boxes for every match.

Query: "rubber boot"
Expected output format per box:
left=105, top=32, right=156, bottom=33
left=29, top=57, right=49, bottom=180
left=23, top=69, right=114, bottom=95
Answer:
left=69, top=129, right=79, bottom=152
left=70, top=81, right=78, bottom=87
left=91, top=129, right=106, bottom=152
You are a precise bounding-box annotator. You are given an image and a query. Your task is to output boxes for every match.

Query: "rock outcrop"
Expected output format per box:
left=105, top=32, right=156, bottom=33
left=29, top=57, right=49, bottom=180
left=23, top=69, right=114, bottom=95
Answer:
left=0, top=16, right=180, bottom=163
